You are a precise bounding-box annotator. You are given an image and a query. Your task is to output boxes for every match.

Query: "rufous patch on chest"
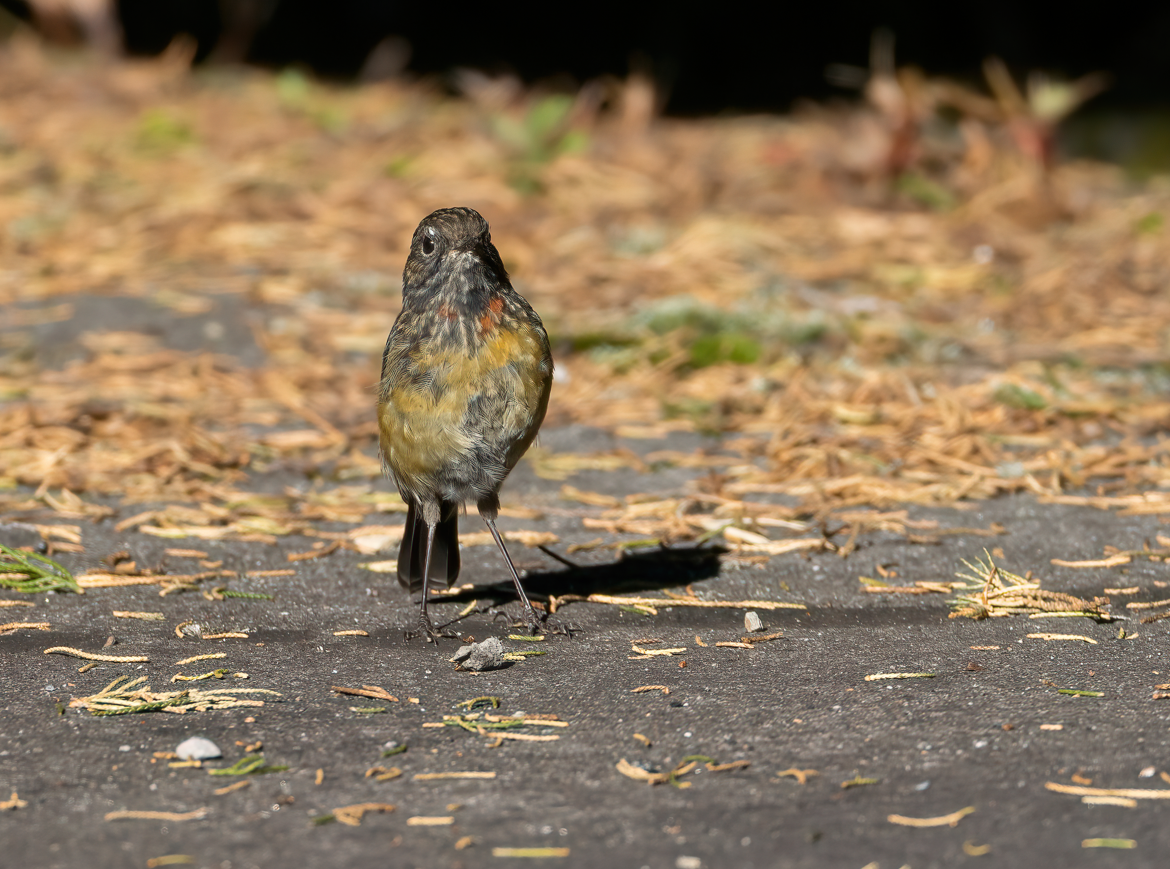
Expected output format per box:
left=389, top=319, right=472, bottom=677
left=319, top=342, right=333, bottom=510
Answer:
left=437, top=302, right=458, bottom=321
left=478, top=296, right=505, bottom=334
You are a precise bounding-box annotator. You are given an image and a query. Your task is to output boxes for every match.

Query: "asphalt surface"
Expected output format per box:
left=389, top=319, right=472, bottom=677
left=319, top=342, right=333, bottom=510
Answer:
left=5, top=459, right=1170, bottom=869
left=5, top=295, right=1170, bottom=868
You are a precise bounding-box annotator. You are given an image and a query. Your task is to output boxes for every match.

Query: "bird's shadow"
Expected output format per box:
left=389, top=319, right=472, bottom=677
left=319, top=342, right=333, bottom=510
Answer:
left=435, top=543, right=727, bottom=612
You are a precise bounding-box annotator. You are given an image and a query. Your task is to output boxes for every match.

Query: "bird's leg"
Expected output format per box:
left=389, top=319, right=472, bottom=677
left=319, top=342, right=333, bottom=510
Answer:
left=482, top=515, right=541, bottom=634
left=417, top=519, right=439, bottom=642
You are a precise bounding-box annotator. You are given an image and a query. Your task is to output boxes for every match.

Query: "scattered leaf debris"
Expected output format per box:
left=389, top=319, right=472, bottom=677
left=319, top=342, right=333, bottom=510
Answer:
left=0, top=544, right=80, bottom=594
left=70, top=675, right=281, bottom=715
left=616, top=755, right=749, bottom=788
left=332, top=803, right=395, bottom=827
left=950, top=552, right=1109, bottom=620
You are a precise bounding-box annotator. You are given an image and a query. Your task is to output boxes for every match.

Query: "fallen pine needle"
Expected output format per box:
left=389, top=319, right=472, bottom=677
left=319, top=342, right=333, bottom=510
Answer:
left=887, top=806, right=975, bottom=827
left=694, top=635, right=707, bottom=647
left=364, top=766, right=402, bottom=781
left=413, top=772, right=496, bottom=781
left=962, top=842, right=992, bottom=857
left=841, top=776, right=880, bottom=788
left=1126, top=598, right=1170, bottom=610
left=630, top=685, right=670, bottom=695
left=145, top=857, right=194, bottom=868
left=1082, top=796, right=1137, bottom=807
left=406, top=816, right=454, bottom=826
left=0, top=601, right=35, bottom=607
left=741, top=631, right=783, bottom=644
left=44, top=646, right=148, bottom=662
left=202, top=632, right=248, bottom=640
left=564, top=593, right=804, bottom=611
left=479, top=731, right=558, bottom=742
left=113, top=611, right=165, bottom=621
left=1050, top=555, right=1131, bottom=568
left=332, top=630, right=369, bottom=637
left=615, top=758, right=667, bottom=785
left=0, top=791, right=28, bottom=810
left=491, top=848, right=570, bottom=858
left=1047, top=782, right=1170, bottom=799
left=105, top=809, right=209, bottom=822
left=212, top=781, right=250, bottom=796
left=1027, top=633, right=1097, bottom=644
left=1082, top=839, right=1136, bottom=849
left=630, top=644, right=686, bottom=656
left=0, top=621, right=50, bottom=633
left=332, top=685, right=398, bottom=702
left=287, top=541, right=340, bottom=562
left=333, top=803, right=395, bottom=827
left=865, top=672, right=935, bottom=681
left=174, top=653, right=226, bottom=666
left=776, top=768, right=819, bottom=784
left=706, top=760, right=751, bottom=772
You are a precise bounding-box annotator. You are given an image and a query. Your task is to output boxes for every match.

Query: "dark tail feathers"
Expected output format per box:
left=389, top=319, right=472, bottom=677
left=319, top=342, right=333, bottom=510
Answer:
left=397, top=499, right=461, bottom=592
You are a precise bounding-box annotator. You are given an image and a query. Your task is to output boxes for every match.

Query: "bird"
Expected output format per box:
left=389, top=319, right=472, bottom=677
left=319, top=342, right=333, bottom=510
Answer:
left=377, top=207, right=553, bottom=640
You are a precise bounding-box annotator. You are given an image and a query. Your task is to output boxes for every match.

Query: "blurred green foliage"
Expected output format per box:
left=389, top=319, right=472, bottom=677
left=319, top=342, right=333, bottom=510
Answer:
left=135, top=109, right=193, bottom=154
left=492, top=94, right=589, bottom=193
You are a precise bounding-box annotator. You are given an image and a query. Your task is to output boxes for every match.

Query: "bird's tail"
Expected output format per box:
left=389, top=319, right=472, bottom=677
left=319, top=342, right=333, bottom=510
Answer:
left=397, top=499, right=461, bottom=592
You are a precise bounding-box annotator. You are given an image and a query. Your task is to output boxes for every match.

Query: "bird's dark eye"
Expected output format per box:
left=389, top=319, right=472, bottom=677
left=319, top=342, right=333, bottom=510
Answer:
left=421, top=236, right=435, bottom=255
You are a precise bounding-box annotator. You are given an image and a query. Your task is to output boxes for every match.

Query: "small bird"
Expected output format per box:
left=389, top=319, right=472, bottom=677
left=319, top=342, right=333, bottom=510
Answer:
left=377, top=207, right=553, bottom=639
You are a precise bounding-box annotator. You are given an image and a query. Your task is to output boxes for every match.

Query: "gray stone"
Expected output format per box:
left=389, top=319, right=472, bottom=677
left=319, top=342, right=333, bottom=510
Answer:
left=451, top=637, right=505, bottom=671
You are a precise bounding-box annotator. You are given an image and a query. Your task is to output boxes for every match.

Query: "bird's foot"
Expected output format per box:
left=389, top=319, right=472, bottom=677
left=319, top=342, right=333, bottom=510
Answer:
left=407, top=614, right=453, bottom=644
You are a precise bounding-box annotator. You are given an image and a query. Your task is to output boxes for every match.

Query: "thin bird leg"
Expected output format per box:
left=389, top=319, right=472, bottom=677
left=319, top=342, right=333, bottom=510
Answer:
left=483, top=517, right=541, bottom=633
left=417, top=520, right=439, bottom=642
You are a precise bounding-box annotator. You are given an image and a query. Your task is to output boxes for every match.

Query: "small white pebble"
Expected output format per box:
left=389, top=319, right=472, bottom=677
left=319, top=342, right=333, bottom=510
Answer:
left=744, top=612, right=764, bottom=632
left=176, top=736, right=222, bottom=761
left=1139, top=766, right=1156, bottom=778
